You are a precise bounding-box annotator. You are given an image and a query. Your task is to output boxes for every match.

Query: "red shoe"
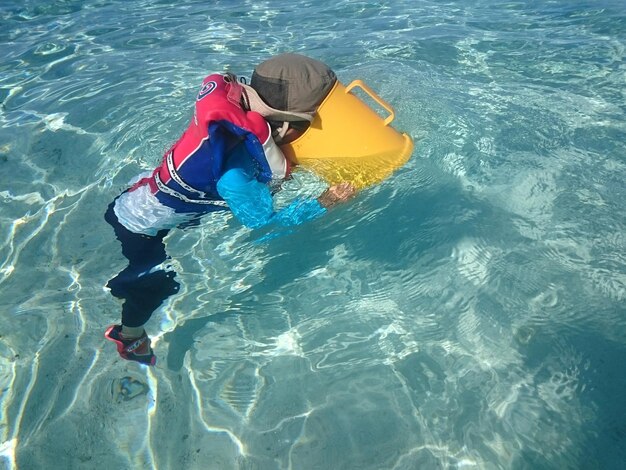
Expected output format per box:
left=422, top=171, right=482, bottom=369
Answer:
left=105, top=325, right=156, bottom=366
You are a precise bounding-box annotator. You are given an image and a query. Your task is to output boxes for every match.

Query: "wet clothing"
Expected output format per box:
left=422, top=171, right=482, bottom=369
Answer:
left=105, top=200, right=179, bottom=328
left=107, top=73, right=326, bottom=328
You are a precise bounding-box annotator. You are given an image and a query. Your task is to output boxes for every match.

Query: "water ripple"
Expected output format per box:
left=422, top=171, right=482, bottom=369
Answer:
left=1, top=0, right=626, bottom=468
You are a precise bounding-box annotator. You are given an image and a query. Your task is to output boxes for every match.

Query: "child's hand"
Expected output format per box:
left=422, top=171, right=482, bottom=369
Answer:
left=317, top=182, right=356, bottom=208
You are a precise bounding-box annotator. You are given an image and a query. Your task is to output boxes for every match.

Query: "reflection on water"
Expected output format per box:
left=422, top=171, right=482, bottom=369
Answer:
left=1, top=0, right=626, bottom=468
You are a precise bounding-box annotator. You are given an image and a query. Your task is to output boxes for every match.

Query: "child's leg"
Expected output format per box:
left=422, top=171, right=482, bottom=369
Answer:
left=104, top=201, right=180, bottom=331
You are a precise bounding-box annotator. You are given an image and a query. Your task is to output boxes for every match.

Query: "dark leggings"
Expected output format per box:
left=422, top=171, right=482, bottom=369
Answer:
left=104, top=201, right=180, bottom=327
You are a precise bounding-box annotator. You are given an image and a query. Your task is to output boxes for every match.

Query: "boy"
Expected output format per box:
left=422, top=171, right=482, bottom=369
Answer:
left=105, top=53, right=354, bottom=365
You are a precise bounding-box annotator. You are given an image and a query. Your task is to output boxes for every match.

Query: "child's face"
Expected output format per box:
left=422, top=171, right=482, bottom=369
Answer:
left=281, top=126, right=305, bottom=144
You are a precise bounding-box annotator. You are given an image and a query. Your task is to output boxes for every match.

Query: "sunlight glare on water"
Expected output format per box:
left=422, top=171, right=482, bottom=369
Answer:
left=1, top=0, right=625, bottom=468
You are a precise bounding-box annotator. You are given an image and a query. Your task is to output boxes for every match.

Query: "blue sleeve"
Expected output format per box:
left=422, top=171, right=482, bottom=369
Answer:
left=216, top=168, right=326, bottom=229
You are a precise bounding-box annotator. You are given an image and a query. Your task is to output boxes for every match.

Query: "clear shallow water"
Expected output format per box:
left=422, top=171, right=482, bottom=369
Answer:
left=1, top=0, right=625, bottom=468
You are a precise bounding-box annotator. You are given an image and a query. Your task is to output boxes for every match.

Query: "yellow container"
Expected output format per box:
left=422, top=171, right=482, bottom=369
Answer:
left=280, top=80, right=414, bottom=189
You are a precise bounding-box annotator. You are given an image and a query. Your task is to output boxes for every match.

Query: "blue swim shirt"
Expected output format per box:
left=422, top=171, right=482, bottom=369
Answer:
left=216, top=147, right=326, bottom=229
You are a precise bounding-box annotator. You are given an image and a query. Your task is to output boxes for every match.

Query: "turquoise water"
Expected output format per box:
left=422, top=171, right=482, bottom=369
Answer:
left=1, top=0, right=625, bottom=468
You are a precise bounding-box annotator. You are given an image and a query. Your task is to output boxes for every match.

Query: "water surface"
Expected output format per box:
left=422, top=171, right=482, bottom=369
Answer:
left=1, top=0, right=625, bottom=468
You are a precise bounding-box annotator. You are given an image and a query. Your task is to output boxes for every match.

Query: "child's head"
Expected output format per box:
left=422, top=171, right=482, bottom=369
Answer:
left=243, top=53, right=336, bottom=125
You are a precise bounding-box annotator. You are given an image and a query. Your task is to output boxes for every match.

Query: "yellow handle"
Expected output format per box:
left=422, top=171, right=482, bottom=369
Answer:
left=345, top=80, right=396, bottom=126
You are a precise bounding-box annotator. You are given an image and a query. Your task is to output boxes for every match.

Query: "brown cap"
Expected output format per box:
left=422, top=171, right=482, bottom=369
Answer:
left=242, top=53, right=337, bottom=122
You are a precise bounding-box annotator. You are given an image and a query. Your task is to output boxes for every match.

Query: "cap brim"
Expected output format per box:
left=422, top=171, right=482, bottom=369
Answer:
left=242, top=84, right=314, bottom=122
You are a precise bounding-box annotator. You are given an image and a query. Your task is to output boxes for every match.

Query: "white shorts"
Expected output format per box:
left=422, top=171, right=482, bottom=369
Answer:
left=113, top=172, right=197, bottom=236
